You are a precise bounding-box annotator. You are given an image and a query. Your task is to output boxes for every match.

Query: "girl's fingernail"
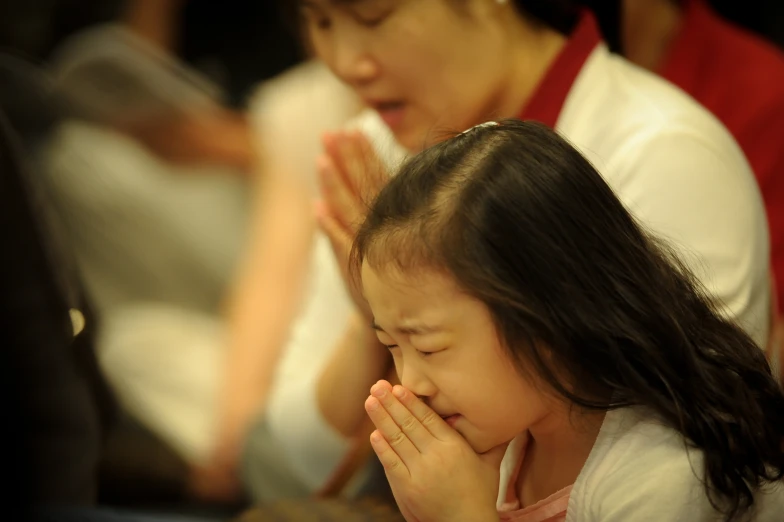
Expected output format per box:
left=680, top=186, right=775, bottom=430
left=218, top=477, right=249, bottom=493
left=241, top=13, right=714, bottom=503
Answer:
left=372, top=386, right=387, bottom=398
left=366, top=398, right=380, bottom=411
left=392, top=386, right=405, bottom=399
left=371, top=431, right=382, bottom=443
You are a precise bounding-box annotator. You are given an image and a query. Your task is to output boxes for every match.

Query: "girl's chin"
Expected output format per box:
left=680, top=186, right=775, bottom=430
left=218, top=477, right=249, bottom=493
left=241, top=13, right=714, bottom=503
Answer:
left=465, top=431, right=518, bottom=456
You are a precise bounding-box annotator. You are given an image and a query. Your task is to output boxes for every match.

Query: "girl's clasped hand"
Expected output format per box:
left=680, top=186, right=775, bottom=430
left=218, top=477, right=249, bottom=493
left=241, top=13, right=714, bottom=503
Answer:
left=366, top=380, right=506, bottom=522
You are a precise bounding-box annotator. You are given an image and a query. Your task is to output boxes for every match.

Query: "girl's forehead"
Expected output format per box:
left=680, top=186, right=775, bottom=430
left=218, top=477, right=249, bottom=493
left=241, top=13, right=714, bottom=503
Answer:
left=362, top=263, right=476, bottom=324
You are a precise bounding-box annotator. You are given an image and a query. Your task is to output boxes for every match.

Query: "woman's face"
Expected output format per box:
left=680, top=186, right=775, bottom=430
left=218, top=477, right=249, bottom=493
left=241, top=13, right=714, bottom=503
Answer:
left=302, top=0, right=521, bottom=150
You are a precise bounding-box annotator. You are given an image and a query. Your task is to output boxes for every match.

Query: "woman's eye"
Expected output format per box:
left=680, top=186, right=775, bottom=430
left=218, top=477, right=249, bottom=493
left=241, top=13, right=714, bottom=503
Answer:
left=301, top=9, right=331, bottom=30
left=356, top=13, right=387, bottom=27
left=384, top=344, right=399, bottom=351
left=314, top=16, right=331, bottom=30
left=352, top=1, right=395, bottom=27
left=417, top=350, right=435, bottom=358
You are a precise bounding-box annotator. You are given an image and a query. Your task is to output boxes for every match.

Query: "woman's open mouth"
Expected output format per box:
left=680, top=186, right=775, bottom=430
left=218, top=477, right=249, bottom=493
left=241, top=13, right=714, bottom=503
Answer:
left=371, top=101, right=406, bottom=130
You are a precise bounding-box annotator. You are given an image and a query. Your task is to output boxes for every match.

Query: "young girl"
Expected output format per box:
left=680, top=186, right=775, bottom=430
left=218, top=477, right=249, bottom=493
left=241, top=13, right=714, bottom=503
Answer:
left=354, top=120, right=784, bottom=521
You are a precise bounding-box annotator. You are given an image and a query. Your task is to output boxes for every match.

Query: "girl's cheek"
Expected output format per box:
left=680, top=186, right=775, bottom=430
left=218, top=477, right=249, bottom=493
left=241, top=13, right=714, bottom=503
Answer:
left=391, top=352, right=404, bottom=377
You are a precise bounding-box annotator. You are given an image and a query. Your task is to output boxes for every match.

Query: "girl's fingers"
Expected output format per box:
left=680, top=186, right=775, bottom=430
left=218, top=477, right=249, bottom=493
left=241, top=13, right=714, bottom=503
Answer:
left=391, top=385, right=457, bottom=442
left=370, top=381, right=435, bottom=452
left=366, top=395, right=421, bottom=469
left=370, top=429, right=409, bottom=479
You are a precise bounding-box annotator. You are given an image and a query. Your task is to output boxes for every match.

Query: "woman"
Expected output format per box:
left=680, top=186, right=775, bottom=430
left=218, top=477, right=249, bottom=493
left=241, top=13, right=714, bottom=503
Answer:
left=249, top=0, right=771, bottom=501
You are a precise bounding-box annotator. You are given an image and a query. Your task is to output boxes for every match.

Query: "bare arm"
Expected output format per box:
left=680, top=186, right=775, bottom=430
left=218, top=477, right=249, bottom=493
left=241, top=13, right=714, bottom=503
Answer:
left=206, top=63, right=365, bottom=478
left=122, top=110, right=257, bottom=173
left=317, top=313, right=391, bottom=438
left=211, top=154, right=315, bottom=468
left=312, top=128, right=399, bottom=438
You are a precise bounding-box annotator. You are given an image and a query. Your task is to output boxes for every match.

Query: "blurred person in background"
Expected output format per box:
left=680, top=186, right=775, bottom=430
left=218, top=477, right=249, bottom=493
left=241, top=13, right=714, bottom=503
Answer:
left=2, top=0, right=370, bottom=511
left=44, top=2, right=251, bottom=488
left=39, top=0, right=284, bottom=504
left=42, top=0, right=369, bottom=505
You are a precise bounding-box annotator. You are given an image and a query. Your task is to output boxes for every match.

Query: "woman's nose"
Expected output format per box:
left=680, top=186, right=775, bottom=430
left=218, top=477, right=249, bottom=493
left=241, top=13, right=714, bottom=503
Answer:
left=331, top=38, right=379, bottom=87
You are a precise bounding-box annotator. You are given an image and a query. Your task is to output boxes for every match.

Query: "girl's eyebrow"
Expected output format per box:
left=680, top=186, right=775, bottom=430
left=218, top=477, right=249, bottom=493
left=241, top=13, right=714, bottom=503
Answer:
left=371, top=320, right=440, bottom=336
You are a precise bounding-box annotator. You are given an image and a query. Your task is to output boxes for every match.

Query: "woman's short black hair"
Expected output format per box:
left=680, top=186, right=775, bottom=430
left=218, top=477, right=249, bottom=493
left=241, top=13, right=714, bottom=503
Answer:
left=283, top=0, right=581, bottom=36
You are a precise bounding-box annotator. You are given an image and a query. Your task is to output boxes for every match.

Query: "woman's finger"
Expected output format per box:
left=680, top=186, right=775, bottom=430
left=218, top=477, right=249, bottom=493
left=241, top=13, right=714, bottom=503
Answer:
left=347, top=131, right=387, bottom=207
left=323, top=132, right=352, bottom=191
left=342, top=132, right=366, bottom=190
left=316, top=204, right=351, bottom=263
left=317, top=155, right=362, bottom=231
left=355, top=131, right=388, bottom=189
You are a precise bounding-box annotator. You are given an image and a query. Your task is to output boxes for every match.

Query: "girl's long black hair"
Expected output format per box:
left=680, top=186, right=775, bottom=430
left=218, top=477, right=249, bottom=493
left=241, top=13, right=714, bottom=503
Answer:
left=352, top=119, right=784, bottom=521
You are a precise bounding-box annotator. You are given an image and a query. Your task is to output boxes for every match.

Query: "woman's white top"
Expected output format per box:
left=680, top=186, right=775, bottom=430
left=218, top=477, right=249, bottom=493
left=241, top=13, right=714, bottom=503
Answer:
left=266, top=43, right=770, bottom=492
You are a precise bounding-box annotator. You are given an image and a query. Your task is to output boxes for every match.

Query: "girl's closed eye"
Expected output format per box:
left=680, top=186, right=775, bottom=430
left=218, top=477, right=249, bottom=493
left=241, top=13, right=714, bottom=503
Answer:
left=354, top=11, right=389, bottom=28
left=383, top=344, right=439, bottom=358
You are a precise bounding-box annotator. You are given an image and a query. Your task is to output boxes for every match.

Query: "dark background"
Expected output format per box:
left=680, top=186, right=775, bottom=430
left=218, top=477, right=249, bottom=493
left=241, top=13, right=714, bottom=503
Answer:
left=0, top=0, right=303, bottom=107
left=0, top=0, right=781, bottom=108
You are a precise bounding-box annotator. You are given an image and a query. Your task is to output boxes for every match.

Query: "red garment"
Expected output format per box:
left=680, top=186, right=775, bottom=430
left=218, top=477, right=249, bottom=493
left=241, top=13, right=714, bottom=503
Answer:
left=659, top=0, right=784, bottom=307
left=519, top=11, right=602, bottom=126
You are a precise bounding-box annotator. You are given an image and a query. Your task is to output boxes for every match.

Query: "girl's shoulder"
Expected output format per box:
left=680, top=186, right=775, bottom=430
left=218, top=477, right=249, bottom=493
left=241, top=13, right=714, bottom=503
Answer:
left=569, top=408, right=784, bottom=521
